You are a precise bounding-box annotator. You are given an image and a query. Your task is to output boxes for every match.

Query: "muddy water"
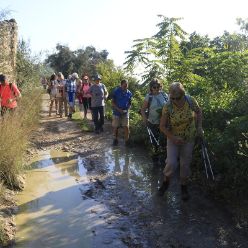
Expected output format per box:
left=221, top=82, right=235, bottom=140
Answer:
left=14, top=149, right=128, bottom=248
left=14, top=146, right=247, bottom=248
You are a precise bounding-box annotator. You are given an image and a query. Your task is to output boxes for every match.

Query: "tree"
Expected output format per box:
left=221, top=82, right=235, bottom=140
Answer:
left=46, top=44, right=109, bottom=78
left=124, top=15, right=186, bottom=84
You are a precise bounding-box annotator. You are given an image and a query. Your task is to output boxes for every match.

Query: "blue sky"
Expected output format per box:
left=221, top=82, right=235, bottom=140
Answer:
left=1, top=0, right=248, bottom=66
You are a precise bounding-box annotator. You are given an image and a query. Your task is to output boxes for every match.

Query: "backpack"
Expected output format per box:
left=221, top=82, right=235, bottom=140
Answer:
left=145, top=91, right=168, bottom=117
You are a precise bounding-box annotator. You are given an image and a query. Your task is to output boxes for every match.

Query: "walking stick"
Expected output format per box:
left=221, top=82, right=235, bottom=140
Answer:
left=201, top=138, right=215, bottom=180
left=146, top=126, right=154, bottom=145
left=147, top=126, right=160, bottom=147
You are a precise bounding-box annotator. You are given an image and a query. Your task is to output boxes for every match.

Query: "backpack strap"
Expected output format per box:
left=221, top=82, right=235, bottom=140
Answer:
left=161, top=91, right=168, bottom=102
left=185, top=95, right=193, bottom=111
left=167, top=95, right=194, bottom=115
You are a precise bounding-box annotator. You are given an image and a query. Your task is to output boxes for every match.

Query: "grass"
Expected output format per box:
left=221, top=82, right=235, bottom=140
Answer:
left=0, top=88, right=42, bottom=188
left=72, top=111, right=94, bottom=132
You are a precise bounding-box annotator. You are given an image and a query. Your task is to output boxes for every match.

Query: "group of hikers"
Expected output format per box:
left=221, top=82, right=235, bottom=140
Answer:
left=0, top=71, right=203, bottom=201
left=44, top=72, right=203, bottom=201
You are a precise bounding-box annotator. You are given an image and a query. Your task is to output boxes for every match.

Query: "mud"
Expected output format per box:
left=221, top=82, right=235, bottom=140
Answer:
left=6, top=94, right=248, bottom=247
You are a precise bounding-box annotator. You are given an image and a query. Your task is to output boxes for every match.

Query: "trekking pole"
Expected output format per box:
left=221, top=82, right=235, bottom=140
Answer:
left=147, top=126, right=159, bottom=147
left=146, top=126, right=154, bottom=145
left=203, top=140, right=215, bottom=180
left=201, top=142, right=209, bottom=179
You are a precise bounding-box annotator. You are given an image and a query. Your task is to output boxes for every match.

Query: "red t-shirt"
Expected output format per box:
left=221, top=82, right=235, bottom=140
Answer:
left=0, top=83, right=21, bottom=109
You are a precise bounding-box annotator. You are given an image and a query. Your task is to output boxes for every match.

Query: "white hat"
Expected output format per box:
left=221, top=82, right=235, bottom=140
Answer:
left=72, top=72, right=79, bottom=79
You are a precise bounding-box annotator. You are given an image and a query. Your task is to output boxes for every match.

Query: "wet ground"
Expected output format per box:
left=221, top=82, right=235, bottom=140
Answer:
left=12, top=94, right=248, bottom=248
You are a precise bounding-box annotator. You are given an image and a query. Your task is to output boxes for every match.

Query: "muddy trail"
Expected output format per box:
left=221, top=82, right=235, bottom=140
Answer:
left=12, top=94, right=248, bottom=248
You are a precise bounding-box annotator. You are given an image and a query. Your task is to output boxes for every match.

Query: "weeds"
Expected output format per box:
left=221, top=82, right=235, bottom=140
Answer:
left=0, top=88, right=42, bottom=188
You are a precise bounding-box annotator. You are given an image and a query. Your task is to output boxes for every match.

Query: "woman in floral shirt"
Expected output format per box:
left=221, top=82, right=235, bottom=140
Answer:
left=158, top=82, right=203, bottom=201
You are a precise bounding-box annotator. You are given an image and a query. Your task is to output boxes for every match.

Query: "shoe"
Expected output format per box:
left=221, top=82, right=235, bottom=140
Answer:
left=99, top=127, right=104, bottom=132
left=95, top=129, right=100, bottom=134
left=158, top=181, right=169, bottom=196
left=181, top=185, right=189, bottom=201
left=113, top=139, right=118, bottom=146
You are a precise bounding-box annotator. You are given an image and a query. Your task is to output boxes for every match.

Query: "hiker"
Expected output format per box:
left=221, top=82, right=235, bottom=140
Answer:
left=0, top=74, right=21, bottom=116
left=57, top=72, right=68, bottom=118
left=158, top=82, right=203, bottom=201
left=40, top=76, right=47, bottom=90
left=112, top=79, right=132, bottom=146
left=81, top=75, right=91, bottom=119
left=76, top=79, right=84, bottom=113
left=48, top=73, right=59, bottom=116
left=140, top=78, right=168, bottom=159
left=65, top=72, right=78, bottom=119
left=89, top=74, right=108, bottom=134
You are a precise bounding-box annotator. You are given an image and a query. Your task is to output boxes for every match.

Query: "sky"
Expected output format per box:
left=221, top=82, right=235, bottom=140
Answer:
left=1, top=0, right=248, bottom=66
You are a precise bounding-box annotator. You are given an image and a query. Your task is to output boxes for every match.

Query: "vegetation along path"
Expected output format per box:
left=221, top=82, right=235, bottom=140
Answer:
left=12, top=94, right=248, bottom=248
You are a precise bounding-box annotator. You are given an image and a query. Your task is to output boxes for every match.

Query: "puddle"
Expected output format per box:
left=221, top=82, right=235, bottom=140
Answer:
left=14, top=146, right=192, bottom=248
left=14, top=150, right=111, bottom=248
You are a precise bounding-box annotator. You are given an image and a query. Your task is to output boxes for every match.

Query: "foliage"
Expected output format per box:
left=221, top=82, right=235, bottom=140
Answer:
left=46, top=44, right=109, bottom=78
left=123, top=15, right=248, bottom=202
left=16, top=39, right=47, bottom=90
left=0, top=89, right=41, bottom=188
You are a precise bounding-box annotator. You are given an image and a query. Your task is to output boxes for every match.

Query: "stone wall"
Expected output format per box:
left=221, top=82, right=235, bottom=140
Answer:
left=0, top=19, right=18, bottom=82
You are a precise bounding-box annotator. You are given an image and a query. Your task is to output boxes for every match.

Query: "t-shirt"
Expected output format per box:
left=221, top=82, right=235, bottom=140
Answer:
left=65, top=79, right=77, bottom=93
left=82, top=83, right=91, bottom=98
left=162, top=96, right=199, bottom=141
left=50, top=80, right=58, bottom=97
left=112, top=87, right=132, bottom=116
left=145, top=92, right=168, bottom=124
left=89, top=83, right=107, bottom=107
left=0, top=83, right=20, bottom=109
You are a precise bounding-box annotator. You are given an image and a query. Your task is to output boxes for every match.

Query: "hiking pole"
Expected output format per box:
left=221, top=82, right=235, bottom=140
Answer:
left=202, top=140, right=215, bottom=180
left=147, top=126, right=159, bottom=147
left=146, top=126, right=154, bottom=145
left=201, top=142, right=209, bottom=179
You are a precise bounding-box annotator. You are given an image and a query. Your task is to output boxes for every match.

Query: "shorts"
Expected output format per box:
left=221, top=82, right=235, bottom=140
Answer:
left=112, top=115, right=129, bottom=128
left=67, top=92, right=76, bottom=107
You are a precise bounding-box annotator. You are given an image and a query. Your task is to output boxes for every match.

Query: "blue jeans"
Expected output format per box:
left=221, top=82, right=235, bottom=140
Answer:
left=91, top=106, right=104, bottom=131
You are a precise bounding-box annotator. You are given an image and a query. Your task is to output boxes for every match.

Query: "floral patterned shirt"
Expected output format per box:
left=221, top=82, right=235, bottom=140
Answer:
left=162, top=96, right=200, bottom=142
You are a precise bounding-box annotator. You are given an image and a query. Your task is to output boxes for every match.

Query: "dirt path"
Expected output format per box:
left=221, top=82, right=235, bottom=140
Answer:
left=8, top=94, right=248, bottom=247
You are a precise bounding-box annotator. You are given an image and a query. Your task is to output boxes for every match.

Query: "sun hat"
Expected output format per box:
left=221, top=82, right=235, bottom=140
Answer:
left=72, top=72, right=79, bottom=79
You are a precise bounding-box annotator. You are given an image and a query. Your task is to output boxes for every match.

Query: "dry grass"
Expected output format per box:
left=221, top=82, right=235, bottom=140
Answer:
left=0, top=88, right=42, bottom=188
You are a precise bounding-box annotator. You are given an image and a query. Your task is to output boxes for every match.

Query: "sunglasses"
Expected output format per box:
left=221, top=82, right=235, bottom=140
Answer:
left=171, top=96, right=182, bottom=101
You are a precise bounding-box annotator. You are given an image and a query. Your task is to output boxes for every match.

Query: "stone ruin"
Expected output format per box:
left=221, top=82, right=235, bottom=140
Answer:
left=0, top=19, right=18, bottom=82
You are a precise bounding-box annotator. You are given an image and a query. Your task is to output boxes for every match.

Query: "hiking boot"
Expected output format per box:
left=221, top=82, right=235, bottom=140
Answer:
left=158, top=181, right=169, bottom=196
left=113, top=139, right=118, bottom=146
left=181, top=185, right=190, bottom=201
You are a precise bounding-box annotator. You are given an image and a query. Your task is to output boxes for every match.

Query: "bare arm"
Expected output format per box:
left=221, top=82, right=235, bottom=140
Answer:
left=140, top=100, right=149, bottom=125
left=195, top=107, right=203, bottom=136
